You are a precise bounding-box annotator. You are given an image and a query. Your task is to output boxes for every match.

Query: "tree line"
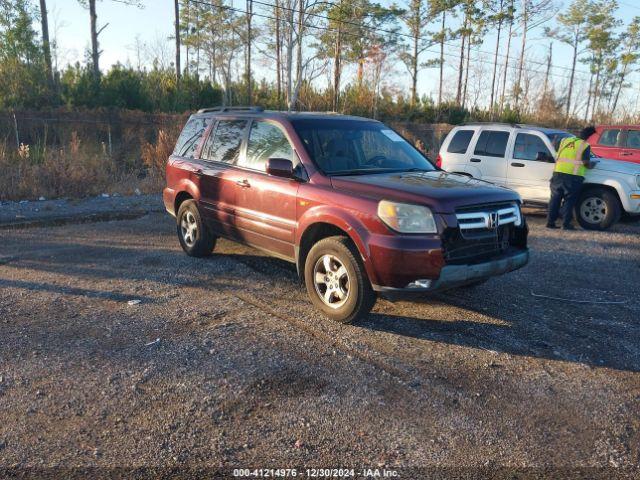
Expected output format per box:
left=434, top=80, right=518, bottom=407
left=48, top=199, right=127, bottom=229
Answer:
left=1, top=0, right=639, bottom=124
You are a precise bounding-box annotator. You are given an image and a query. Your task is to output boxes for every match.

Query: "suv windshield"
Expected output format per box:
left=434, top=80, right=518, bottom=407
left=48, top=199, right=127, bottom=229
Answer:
left=291, top=119, right=435, bottom=175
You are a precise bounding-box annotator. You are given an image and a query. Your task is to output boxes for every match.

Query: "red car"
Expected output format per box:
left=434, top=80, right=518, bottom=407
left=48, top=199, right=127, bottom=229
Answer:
left=164, top=107, right=529, bottom=323
left=588, top=125, right=640, bottom=164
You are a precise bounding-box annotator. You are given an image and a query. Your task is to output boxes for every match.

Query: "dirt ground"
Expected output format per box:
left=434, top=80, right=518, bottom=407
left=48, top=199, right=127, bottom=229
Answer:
left=0, top=206, right=639, bottom=478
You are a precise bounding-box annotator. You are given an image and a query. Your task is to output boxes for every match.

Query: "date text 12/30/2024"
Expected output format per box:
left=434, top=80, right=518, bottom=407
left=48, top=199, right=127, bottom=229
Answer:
left=233, top=468, right=399, bottom=478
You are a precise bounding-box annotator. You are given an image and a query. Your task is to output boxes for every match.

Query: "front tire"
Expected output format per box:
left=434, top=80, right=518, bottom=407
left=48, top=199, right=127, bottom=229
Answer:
left=575, top=188, right=621, bottom=231
left=176, top=199, right=216, bottom=257
left=304, top=236, right=376, bottom=324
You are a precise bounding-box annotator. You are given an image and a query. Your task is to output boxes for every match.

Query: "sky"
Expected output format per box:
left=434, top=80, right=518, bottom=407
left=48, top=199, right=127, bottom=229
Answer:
left=47, top=0, right=640, bottom=108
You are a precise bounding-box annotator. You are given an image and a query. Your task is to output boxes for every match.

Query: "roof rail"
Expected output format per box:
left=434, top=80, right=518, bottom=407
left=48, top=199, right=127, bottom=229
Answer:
left=461, top=122, right=521, bottom=128
left=197, top=106, right=265, bottom=114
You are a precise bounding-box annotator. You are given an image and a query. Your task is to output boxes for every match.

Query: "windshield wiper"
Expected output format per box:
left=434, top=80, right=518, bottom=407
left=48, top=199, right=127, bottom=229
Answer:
left=329, top=168, right=399, bottom=176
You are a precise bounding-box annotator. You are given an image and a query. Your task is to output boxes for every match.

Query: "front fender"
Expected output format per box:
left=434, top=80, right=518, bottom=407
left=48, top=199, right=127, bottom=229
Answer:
left=296, top=205, right=379, bottom=285
left=584, top=177, right=629, bottom=211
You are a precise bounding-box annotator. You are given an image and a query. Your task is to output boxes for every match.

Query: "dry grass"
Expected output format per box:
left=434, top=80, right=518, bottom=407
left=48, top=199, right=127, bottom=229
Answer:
left=0, top=109, right=184, bottom=202
left=0, top=130, right=176, bottom=201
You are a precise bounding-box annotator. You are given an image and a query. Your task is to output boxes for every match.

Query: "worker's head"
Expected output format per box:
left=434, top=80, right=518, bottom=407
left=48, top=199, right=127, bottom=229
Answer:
left=579, top=126, right=596, bottom=140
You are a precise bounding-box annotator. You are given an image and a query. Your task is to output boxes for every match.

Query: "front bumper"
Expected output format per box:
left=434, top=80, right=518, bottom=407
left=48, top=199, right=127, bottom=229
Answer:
left=372, top=248, right=529, bottom=295
left=625, top=191, right=640, bottom=214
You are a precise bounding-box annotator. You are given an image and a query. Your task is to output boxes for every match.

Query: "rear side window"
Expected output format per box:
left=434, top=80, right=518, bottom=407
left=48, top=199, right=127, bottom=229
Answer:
left=201, top=120, right=248, bottom=164
left=173, top=117, right=210, bottom=157
left=626, top=130, right=640, bottom=149
left=598, top=129, right=621, bottom=146
left=513, top=133, right=552, bottom=161
left=447, top=130, right=474, bottom=154
left=474, top=131, right=510, bottom=157
left=241, top=121, right=293, bottom=171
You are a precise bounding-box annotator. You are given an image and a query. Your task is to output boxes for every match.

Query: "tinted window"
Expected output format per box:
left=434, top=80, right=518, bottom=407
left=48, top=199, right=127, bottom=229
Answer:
left=292, top=119, right=435, bottom=174
left=599, top=129, right=621, bottom=146
left=447, top=130, right=474, bottom=154
left=242, top=121, right=293, bottom=171
left=173, top=117, right=210, bottom=157
left=626, top=130, right=640, bottom=149
left=545, top=131, right=573, bottom=150
left=474, top=131, right=510, bottom=157
left=201, top=120, right=248, bottom=164
left=513, top=133, right=552, bottom=161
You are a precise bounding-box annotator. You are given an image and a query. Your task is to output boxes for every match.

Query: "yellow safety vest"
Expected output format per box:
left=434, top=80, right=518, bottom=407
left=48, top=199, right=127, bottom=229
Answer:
left=554, top=137, right=588, bottom=177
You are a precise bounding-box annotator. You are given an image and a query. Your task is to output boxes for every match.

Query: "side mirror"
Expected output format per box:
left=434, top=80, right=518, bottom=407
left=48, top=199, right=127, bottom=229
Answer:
left=266, top=158, right=294, bottom=178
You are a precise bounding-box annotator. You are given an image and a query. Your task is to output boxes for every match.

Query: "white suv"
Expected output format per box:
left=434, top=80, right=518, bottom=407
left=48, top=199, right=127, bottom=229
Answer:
left=437, top=123, right=640, bottom=230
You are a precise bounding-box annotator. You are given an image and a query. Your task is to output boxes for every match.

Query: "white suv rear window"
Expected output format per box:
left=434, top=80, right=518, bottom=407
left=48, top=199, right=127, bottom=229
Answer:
left=447, top=130, right=474, bottom=154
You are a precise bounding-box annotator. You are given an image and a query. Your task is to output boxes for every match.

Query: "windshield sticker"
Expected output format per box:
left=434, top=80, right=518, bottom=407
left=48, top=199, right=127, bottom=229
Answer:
left=381, top=129, right=404, bottom=142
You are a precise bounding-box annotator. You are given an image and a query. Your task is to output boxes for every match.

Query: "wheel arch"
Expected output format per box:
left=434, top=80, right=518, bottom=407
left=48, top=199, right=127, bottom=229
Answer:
left=580, top=182, right=623, bottom=208
left=173, top=179, right=201, bottom=214
left=296, top=211, right=375, bottom=285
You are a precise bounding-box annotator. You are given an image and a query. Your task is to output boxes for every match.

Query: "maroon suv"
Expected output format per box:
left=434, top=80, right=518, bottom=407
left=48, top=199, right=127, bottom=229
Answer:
left=164, top=107, right=529, bottom=323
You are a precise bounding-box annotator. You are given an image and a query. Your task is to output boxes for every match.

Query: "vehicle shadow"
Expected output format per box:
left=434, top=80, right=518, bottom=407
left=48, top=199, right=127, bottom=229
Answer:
left=2, top=231, right=639, bottom=373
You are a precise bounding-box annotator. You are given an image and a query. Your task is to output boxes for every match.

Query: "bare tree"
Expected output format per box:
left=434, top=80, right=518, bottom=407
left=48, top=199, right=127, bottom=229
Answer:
left=398, top=0, right=436, bottom=107
left=175, top=0, right=181, bottom=80
left=38, top=0, right=54, bottom=88
left=78, top=0, right=142, bottom=78
left=513, top=0, right=556, bottom=110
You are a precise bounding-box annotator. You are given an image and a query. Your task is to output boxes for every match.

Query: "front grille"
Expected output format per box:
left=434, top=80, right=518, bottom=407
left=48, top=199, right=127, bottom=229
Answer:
left=443, top=225, right=513, bottom=264
left=455, top=202, right=521, bottom=238
left=443, top=202, right=524, bottom=264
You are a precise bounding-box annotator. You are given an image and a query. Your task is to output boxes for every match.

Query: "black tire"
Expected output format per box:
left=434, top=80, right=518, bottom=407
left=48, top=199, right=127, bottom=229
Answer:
left=176, top=199, right=216, bottom=257
left=304, top=236, right=376, bottom=324
left=575, top=188, right=621, bottom=231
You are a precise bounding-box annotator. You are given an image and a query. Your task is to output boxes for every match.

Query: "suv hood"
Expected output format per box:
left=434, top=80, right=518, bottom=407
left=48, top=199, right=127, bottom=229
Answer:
left=330, top=171, right=520, bottom=213
left=590, top=158, right=640, bottom=176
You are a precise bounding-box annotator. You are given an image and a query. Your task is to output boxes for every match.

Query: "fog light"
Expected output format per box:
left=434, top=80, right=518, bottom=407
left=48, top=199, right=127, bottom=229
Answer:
left=407, top=279, right=432, bottom=289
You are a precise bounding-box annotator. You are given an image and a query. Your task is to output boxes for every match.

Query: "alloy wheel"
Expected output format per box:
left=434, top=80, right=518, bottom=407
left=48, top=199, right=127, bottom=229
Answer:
left=180, top=211, right=198, bottom=247
left=313, top=254, right=350, bottom=309
left=580, top=196, right=607, bottom=224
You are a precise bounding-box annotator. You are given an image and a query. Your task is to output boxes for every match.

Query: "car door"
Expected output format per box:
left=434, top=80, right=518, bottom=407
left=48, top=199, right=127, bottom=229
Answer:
left=506, top=132, right=555, bottom=203
left=620, top=129, right=640, bottom=164
left=469, top=129, right=511, bottom=186
left=232, top=120, right=300, bottom=261
left=196, top=118, right=249, bottom=239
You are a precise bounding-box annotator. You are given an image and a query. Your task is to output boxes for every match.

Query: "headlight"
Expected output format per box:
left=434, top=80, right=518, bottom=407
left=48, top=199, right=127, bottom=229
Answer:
left=514, top=202, right=523, bottom=226
left=377, top=200, right=437, bottom=233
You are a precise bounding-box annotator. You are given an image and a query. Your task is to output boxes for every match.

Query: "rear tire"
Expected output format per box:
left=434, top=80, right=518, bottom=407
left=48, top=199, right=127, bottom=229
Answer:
left=304, top=236, right=376, bottom=324
left=177, top=199, right=216, bottom=257
left=575, top=188, right=621, bottom=231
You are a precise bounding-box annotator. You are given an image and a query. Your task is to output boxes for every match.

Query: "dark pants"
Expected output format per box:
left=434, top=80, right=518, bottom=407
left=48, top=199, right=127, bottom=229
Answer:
left=547, top=172, right=584, bottom=228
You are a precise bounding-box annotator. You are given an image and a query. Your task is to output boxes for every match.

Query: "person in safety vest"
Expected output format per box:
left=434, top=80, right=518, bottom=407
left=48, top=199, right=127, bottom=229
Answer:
left=546, top=126, right=598, bottom=230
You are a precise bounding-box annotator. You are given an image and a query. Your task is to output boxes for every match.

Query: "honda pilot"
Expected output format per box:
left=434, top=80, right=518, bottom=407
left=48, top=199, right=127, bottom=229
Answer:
left=164, top=108, right=529, bottom=323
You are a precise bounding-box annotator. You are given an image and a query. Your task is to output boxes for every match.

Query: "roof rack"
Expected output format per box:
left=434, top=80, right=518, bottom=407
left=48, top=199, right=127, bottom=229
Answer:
left=461, top=122, right=521, bottom=128
left=197, top=106, right=264, bottom=114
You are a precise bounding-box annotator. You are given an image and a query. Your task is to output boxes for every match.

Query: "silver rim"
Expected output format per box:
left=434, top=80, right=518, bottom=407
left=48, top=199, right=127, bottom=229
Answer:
left=180, top=211, right=198, bottom=247
left=313, top=254, right=350, bottom=309
left=580, top=196, right=607, bottom=224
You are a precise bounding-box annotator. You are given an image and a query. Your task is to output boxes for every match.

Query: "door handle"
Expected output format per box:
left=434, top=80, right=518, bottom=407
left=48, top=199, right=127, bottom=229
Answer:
left=470, top=158, right=481, bottom=163
left=511, top=162, right=525, bottom=167
left=236, top=179, right=251, bottom=188
left=620, top=152, right=632, bottom=156
left=193, top=168, right=204, bottom=176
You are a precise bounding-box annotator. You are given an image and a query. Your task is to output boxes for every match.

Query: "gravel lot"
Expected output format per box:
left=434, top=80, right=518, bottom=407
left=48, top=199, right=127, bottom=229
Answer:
left=0, top=199, right=639, bottom=478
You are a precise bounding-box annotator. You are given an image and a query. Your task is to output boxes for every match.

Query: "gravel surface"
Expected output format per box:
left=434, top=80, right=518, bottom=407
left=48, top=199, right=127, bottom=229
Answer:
left=0, top=205, right=639, bottom=478
left=0, top=194, right=163, bottom=226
